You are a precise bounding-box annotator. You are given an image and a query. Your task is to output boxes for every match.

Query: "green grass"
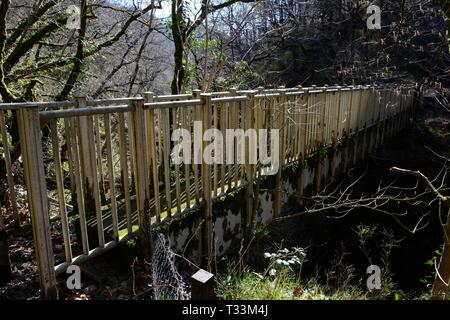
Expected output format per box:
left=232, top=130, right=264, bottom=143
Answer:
left=216, top=261, right=407, bottom=300
left=117, top=224, right=139, bottom=239
left=216, top=265, right=368, bottom=300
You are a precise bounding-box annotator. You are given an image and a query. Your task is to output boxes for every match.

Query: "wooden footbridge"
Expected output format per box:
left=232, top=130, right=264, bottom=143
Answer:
left=0, top=84, right=417, bottom=298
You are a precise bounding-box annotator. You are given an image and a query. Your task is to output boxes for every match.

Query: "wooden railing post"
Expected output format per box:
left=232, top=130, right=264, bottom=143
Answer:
left=360, top=88, right=369, bottom=158
left=144, top=92, right=162, bottom=223
left=296, top=88, right=308, bottom=205
left=330, top=87, right=342, bottom=181
left=191, top=269, right=215, bottom=300
left=200, top=93, right=214, bottom=272
left=252, top=87, right=264, bottom=227
left=192, top=89, right=202, bottom=205
left=343, top=86, right=354, bottom=172
left=17, top=107, right=58, bottom=299
left=315, top=89, right=326, bottom=193
left=130, top=98, right=151, bottom=259
left=75, top=97, right=95, bottom=216
left=397, top=88, right=403, bottom=133
left=388, top=88, right=393, bottom=138
left=274, top=88, right=286, bottom=219
left=228, top=88, right=238, bottom=190
left=352, top=86, right=362, bottom=164
left=376, top=86, right=384, bottom=149
left=367, top=86, right=377, bottom=154
left=244, top=92, right=256, bottom=230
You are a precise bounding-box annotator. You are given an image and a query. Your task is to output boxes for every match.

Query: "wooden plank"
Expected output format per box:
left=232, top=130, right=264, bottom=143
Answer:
left=315, top=91, right=326, bottom=192
left=330, top=88, right=342, bottom=180
left=333, top=89, right=342, bottom=142
left=0, top=100, right=74, bottom=110
left=75, top=97, right=95, bottom=211
left=306, top=93, right=313, bottom=154
left=212, top=104, right=218, bottom=196
left=173, top=107, right=182, bottom=214
left=17, top=107, right=58, bottom=299
left=374, top=88, right=382, bottom=148
left=118, top=112, right=132, bottom=233
left=182, top=107, right=191, bottom=210
left=229, top=88, right=237, bottom=188
left=353, top=88, right=363, bottom=163
left=63, top=117, right=76, bottom=208
left=299, top=91, right=308, bottom=159
left=127, top=110, right=136, bottom=192
left=346, top=89, right=354, bottom=135
left=273, top=90, right=286, bottom=219
left=50, top=120, right=72, bottom=263
left=86, top=114, right=104, bottom=247
left=245, top=93, right=255, bottom=227
left=69, top=117, right=89, bottom=255
left=144, top=93, right=162, bottom=222
left=144, top=93, right=154, bottom=189
left=104, top=113, right=119, bottom=239
left=286, top=95, right=292, bottom=162
left=146, top=99, right=201, bottom=109
left=193, top=103, right=201, bottom=203
left=0, top=111, right=19, bottom=228
left=293, top=95, right=300, bottom=161
left=317, top=91, right=326, bottom=145
left=254, top=93, right=262, bottom=177
left=130, top=99, right=151, bottom=258
left=162, top=108, right=172, bottom=216
left=94, top=115, right=105, bottom=196
left=200, top=94, right=213, bottom=271
left=156, top=108, right=164, bottom=189
left=40, top=105, right=132, bottom=119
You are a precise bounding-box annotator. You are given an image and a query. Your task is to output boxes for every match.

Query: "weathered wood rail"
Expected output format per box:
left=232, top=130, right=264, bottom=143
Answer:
left=0, top=84, right=417, bottom=298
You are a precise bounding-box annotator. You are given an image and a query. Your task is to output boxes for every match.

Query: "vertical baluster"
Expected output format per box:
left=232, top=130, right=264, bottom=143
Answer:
left=162, top=108, right=172, bottom=217
left=173, top=107, right=182, bottom=214
left=50, top=120, right=72, bottom=262
left=104, top=113, right=119, bottom=239
left=118, top=112, right=132, bottom=233
left=69, top=117, right=89, bottom=255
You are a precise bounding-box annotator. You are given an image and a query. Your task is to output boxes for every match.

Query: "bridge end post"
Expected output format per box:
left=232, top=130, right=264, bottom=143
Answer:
left=200, top=93, right=214, bottom=272
left=131, top=98, right=152, bottom=261
left=191, top=269, right=215, bottom=300
left=18, top=107, right=58, bottom=299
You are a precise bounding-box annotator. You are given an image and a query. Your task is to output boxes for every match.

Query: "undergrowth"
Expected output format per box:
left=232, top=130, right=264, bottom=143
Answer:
left=216, top=224, right=411, bottom=300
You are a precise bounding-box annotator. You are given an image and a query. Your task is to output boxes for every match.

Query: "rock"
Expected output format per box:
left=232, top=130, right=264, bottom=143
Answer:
left=85, top=284, right=97, bottom=293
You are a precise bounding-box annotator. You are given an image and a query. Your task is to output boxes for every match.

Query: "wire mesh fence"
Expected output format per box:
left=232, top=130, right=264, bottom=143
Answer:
left=151, top=231, right=190, bottom=300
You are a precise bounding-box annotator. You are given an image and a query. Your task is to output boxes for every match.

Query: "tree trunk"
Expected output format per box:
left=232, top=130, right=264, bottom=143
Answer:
left=171, top=0, right=186, bottom=94
left=0, top=213, right=11, bottom=284
left=431, top=207, right=450, bottom=300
